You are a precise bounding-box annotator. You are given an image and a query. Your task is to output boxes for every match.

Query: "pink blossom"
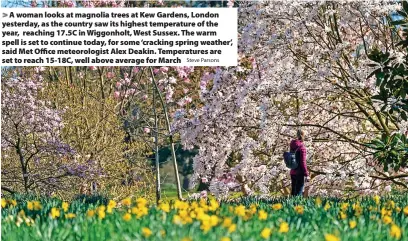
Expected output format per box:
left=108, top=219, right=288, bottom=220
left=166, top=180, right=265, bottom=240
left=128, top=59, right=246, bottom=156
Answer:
left=116, top=82, right=122, bottom=89
left=113, top=91, right=120, bottom=99
left=143, top=127, right=150, bottom=134
left=154, top=68, right=160, bottom=74
left=185, top=97, right=192, bottom=104
left=183, top=88, right=189, bottom=94
left=168, top=77, right=177, bottom=84
left=177, top=99, right=186, bottom=107
left=126, top=89, right=136, bottom=96
left=106, top=72, right=115, bottom=79
left=133, top=67, right=140, bottom=73
left=183, top=78, right=191, bottom=83
left=89, top=66, right=97, bottom=71
left=34, top=67, right=45, bottom=73
left=160, top=67, right=169, bottom=73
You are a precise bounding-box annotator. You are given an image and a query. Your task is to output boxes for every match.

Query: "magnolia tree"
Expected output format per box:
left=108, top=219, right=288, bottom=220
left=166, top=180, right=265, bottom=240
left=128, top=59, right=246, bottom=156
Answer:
left=1, top=68, right=96, bottom=195
left=171, top=1, right=408, bottom=198
left=20, top=0, right=408, bottom=199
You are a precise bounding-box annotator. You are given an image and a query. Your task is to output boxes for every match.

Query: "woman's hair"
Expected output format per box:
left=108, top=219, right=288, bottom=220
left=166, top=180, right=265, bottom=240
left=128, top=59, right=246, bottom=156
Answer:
left=297, top=129, right=306, bottom=141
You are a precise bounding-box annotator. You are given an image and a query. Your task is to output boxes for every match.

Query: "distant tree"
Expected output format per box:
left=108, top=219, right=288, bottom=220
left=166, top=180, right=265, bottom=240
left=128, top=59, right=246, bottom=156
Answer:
left=1, top=68, right=90, bottom=195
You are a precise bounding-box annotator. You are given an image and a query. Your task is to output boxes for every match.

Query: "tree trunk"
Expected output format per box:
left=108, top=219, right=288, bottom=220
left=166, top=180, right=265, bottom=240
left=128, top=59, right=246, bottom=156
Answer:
left=152, top=76, right=161, bottom=204
left=148, top=67, right=184, bottom=200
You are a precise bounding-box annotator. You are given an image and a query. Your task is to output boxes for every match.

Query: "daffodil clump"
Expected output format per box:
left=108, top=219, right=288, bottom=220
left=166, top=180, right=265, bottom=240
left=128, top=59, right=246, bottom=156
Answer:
left=1, top=194, right=407, bottom=241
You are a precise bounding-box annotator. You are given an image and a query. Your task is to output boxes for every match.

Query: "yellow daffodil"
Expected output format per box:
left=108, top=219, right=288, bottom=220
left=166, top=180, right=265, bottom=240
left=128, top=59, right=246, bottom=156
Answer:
left=159, top=202, right=170, bottom=213
left=62, top=202, right=69, bottom=212
left=220, top=237, right=231, bottom=241
left=349, top=220, right=357, bottom=229
left=324, top=202, right=331, bottom=211
left=189, top=211, right=196, bottom=219
left=234, top=205, right=246, bottom=217
left=279, top=221, right=289, bottom=233
left=1, top=199, right=7, bottom=208
left=382, top=215, right=392, bottom=225
left=27, top=201, right=34, bottom=210
left=108, top=200, right=117, bottom=209
left=209, top=199, right=219, bottom=211
left=33, top=201, right=42, bottom=210
left=260, top=227, right=272, bottom=239
left=223, top=217, right=232, bottom=228
left=136, top=197, right=148, bottom=208
left=175, top=200, right=189, bottom=210
left=339, top=212, right=347, bottom=220
left=121, top=198, right=132, bottom=207
left=325, top=233, right=340, bottom=241
left=87, top=209, right=95, bottom=218
left=294, top=205, right=304, bottom=215
left=340, top=203, right=349, bottom=212
left=228, top=224, right=236, bottom=233
left=390, top=224, right=402, bottom=240
left=210, top=215, right=219, bottom=226
left=258, top=210, right=268, bottom=220
left=315, top=197, right=322, bottom=206
left=179, top=210, right=188, bottom=219
left=373, top=195, right=380, bottom=205
left=142, top=227, right=152, bottom=238
left=123, top=213, right=131, bottom=221
left=381, top=208, right=392, bottom=217
left=200, top=221, right=212, bottom=233
left=272, top=203, right=283, bottom=211
left=249, top=204, right=257, bottom=214
left=354, top=206, right=363, bottom=217
left=97, top=206, right=106, bottom=220
left=50, top=207, right=60, bottom=219
left=403, top=206, right=408, bottom=216
left=65, top=213, right=76, bottom=219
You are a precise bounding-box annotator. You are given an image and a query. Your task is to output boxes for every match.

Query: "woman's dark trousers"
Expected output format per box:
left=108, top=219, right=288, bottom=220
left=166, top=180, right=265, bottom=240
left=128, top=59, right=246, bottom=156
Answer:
left=291, top=175, right=305, bottom=196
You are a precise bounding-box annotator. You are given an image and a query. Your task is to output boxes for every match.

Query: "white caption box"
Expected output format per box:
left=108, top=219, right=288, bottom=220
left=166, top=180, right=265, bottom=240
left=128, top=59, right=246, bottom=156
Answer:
left=0, top=8, right=237, bottom=66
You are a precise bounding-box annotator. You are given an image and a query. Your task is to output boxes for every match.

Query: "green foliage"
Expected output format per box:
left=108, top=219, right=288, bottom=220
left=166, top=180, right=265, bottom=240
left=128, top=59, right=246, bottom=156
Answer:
left=366, top=2, right=408, bottom=171
left=366, top=133, right=408, bottom=171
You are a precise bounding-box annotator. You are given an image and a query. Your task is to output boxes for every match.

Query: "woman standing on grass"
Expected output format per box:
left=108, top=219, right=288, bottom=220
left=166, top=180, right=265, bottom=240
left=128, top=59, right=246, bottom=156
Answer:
left=290, top=129, right=309, bottom=196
